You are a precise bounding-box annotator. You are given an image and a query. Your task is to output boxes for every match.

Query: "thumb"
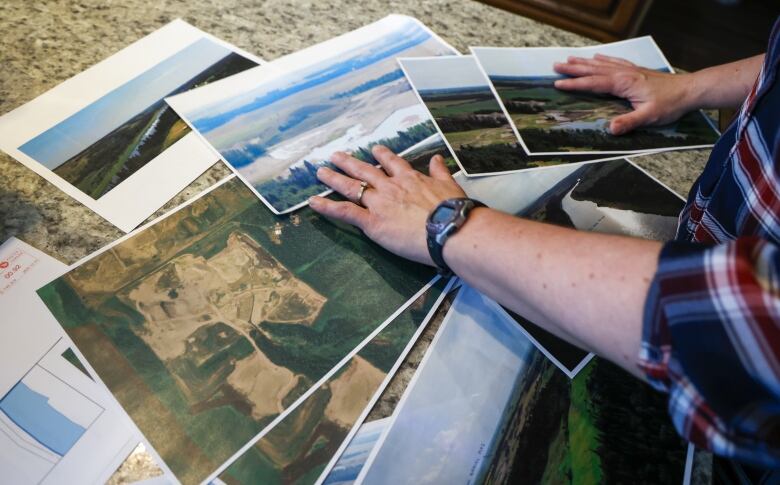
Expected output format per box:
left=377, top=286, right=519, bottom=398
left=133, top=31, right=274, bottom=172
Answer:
left=429, top=154, right=453, bottom=181
left=610, top=106, right=653, bottom=135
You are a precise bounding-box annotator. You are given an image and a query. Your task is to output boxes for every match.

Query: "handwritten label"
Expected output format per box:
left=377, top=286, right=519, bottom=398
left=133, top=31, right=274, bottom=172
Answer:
left=0, top=249, right=39, bottom=296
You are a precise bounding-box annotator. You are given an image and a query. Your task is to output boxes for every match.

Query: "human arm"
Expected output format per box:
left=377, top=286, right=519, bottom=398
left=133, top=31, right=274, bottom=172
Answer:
left=553, top=53, right=765, bottom=135
left=310, top=147, right=662, bottom=375
left=311, top=146, right=780, bottom=466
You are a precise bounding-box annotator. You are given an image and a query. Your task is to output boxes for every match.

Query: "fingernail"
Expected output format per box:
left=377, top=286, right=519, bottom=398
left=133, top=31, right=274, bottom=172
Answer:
left=331, top=151, right=346, bottom=161
left=308, top=196, right=319, bottom=206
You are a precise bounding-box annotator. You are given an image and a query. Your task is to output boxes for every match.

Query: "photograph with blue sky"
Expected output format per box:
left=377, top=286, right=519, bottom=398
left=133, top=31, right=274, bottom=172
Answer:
left=472, top=37, right=719, bottom=154
left=168, top=15, right=456, bottom=214
left=359, top=286, right=540, bottom=485
left=19, top=36, right=257, bottom=199
left=402, top=56, right=599, bottom=175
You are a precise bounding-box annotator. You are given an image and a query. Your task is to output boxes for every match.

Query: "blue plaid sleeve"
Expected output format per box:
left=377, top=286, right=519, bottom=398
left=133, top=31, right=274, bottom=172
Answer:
left=640, top=238, right=780, bottom=468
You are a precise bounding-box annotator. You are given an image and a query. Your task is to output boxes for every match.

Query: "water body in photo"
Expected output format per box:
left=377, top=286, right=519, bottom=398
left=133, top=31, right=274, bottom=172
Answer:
left=173, top=16, right=455, bottom=213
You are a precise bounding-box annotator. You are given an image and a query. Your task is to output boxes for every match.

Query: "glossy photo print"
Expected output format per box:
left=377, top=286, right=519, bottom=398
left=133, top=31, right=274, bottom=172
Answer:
left=456, top=157, right=685, bottom=375
left=400, top=55, right=614, bottom=175
left=37, top=175, right=438, bottom=484
left=472, top=37, right=719, bottom=155
left=167, top=15, right=457, bottom=214
left=0, top=20, right=261, bottom=232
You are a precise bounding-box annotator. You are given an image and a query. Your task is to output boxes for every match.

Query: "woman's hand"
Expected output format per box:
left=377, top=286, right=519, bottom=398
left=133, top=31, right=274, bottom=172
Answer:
left=309, top=145, right=466, bottom=266
left=553, top=53, right=696, bottom=135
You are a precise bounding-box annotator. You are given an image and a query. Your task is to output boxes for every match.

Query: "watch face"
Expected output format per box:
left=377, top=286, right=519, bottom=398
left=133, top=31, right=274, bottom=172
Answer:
left=430, top=205, right=456, bottom=225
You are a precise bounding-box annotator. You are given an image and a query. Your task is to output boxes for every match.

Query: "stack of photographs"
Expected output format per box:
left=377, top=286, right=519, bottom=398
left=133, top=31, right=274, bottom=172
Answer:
left=470, top=37, right=720, bottom=157
left=334, top=285, right=693, bottom=485
left=7, top=13, right=719, bottom=485
left=167, top=15, right=458, bottom=215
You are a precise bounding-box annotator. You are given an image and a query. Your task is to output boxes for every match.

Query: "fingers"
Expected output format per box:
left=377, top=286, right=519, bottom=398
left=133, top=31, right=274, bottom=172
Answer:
left=372, top=145, right=411, bottom=176
left=554, top=75, right=616, bottom=94
left=428, top=154, right=453, bottom=181
left=553, top=61, right=608, bottom=78
left=593, top=53, right=636, bottom=67
left=309, top=196, right=369, bottom=229
left=330, top=151, right=387, bottom=187
left=317, top=166, right=375, bottom=205
left=610, top=106, right=653, bottom=135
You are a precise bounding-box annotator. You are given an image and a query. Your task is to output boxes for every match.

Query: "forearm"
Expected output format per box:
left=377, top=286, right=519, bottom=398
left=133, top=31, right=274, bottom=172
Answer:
left=444, top=208, right=662, bottom=376
left=685, top=54, right=764, bottom=110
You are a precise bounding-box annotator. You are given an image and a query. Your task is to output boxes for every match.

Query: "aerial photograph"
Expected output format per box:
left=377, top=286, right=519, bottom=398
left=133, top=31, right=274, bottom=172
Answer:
left=402, top=56, right=596, bottom=175
left=168, top=15, right=455, bottom=213
left=457, top=159, right=684, bottom=372
left=37, top=177, right=436, bottom=485
left=360, top=286, right=689, bottom=485
left=19, top=37, right=257, bottom=200
left=359, top=287, right=539, bottom=485
left=219, top=282, right=446, bottom=485
left=472, top=38, right=719, bottom=154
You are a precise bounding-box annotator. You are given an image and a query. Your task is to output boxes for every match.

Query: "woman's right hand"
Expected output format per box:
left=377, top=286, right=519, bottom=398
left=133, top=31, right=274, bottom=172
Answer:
left=553, top=54, right=697, bottom=135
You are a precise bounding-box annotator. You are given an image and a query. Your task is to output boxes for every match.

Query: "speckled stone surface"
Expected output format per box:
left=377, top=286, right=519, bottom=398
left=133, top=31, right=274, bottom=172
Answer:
left=0, top=0, right=713, bottom=482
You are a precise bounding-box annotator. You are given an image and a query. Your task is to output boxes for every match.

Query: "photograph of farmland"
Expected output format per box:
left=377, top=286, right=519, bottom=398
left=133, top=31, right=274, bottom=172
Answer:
left=169, top=15, right=455, bottom=213
left=402, top=56, right=597, bottom=175
left=19, top=37, right=257, bottom=200
left=458, top=158, right=684, bottom=373
left=37, top=177, right=435, bottom=484
left=473, top=40, right=719, bottom=154
left=220, top=281, right=446, bottom=485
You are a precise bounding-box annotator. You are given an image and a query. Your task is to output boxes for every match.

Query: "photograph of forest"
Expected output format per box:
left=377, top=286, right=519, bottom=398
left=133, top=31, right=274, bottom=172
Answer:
left=220, top=281, right=447, bottom=485
left=472, top=39, right=719, bottom=154
left=19, top=37, right=257, bottom=200
left=402, top=56, right=597, bottom=175
left=169, top=16, right=456, bottom=213
left=37, top=177, right=436, bottom=484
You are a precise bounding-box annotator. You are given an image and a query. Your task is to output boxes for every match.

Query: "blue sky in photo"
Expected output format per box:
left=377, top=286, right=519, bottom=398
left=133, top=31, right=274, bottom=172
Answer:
left=191, top=19, right=434, bottom=133
left=360, top=286, right=537, bottom=484
left=20, top=37, right=232, bottom=170
left=403, top=56, right=490, bottom=92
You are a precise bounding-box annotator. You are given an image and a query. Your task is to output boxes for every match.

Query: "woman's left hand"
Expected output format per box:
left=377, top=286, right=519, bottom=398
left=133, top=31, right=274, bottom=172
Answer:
left=309, top=145, right=466, bottom=266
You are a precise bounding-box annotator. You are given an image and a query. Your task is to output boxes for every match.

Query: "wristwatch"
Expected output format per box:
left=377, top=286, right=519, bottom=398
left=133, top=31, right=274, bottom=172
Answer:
left=426, top=198, right=485, bottom=277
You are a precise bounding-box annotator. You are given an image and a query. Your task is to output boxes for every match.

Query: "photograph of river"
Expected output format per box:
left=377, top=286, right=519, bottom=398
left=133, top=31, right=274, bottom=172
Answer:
left=18, top=36, right=257, bottom=200
left=167, top=15, right=456, bottom=214
left=472, top=37, right=719, bottom=155
left=456, top=158, right=684, bottom=374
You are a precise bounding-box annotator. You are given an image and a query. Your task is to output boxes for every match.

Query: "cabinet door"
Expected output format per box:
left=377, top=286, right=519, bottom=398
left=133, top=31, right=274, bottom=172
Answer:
left=478, top=0, right=653, bottom=42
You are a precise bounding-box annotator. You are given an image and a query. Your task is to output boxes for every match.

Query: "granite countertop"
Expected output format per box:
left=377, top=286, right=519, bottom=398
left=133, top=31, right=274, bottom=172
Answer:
left=0, top=0, right=712, bottom=482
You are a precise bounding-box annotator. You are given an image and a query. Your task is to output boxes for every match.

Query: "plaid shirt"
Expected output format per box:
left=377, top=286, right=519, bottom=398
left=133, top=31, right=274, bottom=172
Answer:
left=639, top=20, right=780, bottom=468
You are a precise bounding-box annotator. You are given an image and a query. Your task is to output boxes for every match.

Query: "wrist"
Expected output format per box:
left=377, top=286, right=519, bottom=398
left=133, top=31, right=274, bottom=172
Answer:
left=675, top=72, right=704, bottom=113
left=441, top=206, right=489, bottom=274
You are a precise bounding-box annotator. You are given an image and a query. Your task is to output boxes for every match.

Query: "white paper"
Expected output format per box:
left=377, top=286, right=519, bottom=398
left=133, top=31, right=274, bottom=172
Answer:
left=356, top=286, right=540, bottom=484
left=0, top=20, right=263, bottom=233
left=471, top=37, right=719, bottom=155
left=0, top=238, right=139, bottom=484
left=167, top=15, right=458, bottom=215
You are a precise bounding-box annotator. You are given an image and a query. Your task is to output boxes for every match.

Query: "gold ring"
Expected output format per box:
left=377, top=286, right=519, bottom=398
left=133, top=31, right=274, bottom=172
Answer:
left=356, top=180, right=370, bottom=206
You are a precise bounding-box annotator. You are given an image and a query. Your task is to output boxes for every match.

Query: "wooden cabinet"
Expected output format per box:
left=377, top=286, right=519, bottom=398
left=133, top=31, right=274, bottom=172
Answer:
left=477, top=0, right=654, bottom=41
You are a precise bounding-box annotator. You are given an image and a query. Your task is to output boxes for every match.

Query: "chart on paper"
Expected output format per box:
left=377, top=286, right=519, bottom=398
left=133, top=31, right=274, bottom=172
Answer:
left=0, top=361, right=103, bottom=484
